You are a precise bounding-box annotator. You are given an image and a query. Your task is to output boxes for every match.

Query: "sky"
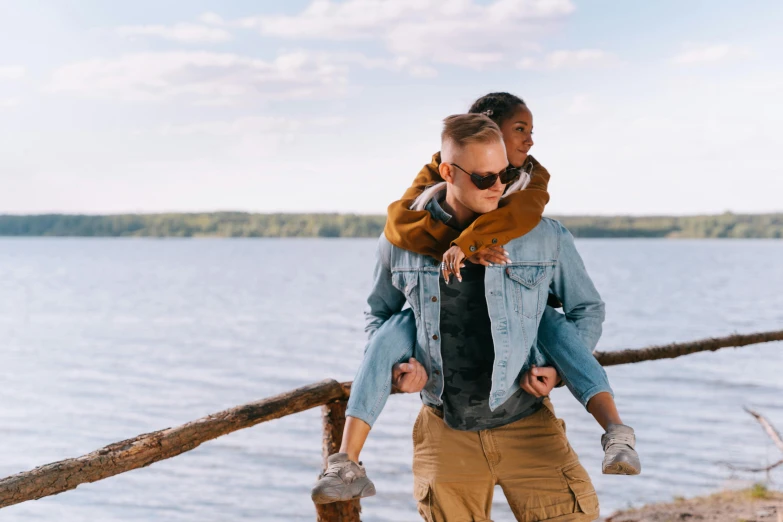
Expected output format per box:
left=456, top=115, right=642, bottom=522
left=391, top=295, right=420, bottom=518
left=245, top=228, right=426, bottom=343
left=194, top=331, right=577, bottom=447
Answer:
left=0, top=0, right=781, bottom=216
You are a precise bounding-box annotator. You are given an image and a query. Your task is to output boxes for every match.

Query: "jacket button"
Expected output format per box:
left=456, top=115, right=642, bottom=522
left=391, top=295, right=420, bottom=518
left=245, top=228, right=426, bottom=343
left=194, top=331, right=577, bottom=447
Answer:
left=492, top=238, right=498, bottom=244
left=432, top=334, right=439, bottom=340
left=431, top=296, right=438, bottom=302
left=433, top=370, right=441, bottom=376
left=469, top=245, right=476, bottom=252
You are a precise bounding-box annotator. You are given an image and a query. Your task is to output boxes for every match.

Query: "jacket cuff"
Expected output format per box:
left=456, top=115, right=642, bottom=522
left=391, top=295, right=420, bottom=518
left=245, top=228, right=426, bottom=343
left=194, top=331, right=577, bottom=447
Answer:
left=451, top=234, right=484, bottom=258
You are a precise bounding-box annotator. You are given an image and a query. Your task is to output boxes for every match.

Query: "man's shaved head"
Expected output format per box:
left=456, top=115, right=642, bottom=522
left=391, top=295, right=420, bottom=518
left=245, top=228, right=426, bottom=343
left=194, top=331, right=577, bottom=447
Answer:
left=440, top=113, right=503, bottom=163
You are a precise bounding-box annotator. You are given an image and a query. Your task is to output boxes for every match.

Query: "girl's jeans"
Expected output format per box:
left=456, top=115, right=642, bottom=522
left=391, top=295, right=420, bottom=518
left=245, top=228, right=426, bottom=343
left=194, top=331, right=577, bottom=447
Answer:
left=345, top=306, right=613, bottom=427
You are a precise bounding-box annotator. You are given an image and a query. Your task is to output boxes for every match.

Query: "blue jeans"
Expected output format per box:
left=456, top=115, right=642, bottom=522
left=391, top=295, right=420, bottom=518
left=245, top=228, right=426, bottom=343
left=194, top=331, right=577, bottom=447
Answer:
left=345, top=307, right=613, bottom=427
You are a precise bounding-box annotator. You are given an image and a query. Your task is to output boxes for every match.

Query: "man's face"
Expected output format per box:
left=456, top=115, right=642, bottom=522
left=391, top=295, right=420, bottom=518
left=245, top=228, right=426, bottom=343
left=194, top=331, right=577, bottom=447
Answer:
left=446, top=140, right=509, bottom=215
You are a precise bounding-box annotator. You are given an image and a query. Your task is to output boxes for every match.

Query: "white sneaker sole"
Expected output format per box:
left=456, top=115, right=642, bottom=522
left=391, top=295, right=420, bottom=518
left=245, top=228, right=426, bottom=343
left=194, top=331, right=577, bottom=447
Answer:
left=603, top=461, right=641, bottom=475
left=311, top=478, right=376, bottom=504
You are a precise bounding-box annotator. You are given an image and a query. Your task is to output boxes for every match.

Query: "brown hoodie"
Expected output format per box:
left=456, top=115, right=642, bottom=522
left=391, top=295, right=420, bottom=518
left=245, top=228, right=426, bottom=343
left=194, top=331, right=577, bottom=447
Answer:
left=383, top=153, right=551, bottom=259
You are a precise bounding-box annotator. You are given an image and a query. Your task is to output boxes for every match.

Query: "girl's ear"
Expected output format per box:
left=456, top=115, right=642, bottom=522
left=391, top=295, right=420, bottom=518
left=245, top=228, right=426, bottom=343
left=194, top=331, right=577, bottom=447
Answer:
left=439, top=162, right=454, bottom=183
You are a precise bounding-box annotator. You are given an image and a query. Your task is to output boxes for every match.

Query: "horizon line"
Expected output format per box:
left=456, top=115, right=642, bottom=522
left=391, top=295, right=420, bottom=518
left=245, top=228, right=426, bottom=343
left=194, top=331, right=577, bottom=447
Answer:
left=1, top=210, right=782, bottom=218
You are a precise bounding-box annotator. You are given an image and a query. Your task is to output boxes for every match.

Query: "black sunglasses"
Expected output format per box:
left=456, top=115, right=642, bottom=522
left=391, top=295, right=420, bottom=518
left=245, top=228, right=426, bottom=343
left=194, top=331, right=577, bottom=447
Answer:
left=449, top=163, right=522, bottom=190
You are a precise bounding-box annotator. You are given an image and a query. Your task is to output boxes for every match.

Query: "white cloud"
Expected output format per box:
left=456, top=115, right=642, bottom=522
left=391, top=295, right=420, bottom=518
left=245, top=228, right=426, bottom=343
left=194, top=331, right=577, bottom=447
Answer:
left=47, top=51, right=349, bottom=105
left=199, top=12, right=226, bottom=26
left=518, top=49, right=616, bottom=69
left=238, top=0, right=575, bottom=70
left=0, top=97, right=21, bottom=108
left=152, top=115, right=345, bottom=136
left=0, top=66, right=25, bottom=80
left=408, top=64, right=438, bottom=78
left=116, top=23, right=232, bottom=43
left=241, top=0, right=433, bottom=39
left=144, top=115, right=348, bottom=161
left=245, top=0, right=574, bottom=38
left=545, top=49, right=615, bottom=68
left=671, top=43, right=752, bottom=65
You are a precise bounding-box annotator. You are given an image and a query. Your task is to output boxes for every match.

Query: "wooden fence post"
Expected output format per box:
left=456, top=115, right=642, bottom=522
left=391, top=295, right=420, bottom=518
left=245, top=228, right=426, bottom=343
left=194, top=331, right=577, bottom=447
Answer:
left=315, top=399, right=362, bottom=522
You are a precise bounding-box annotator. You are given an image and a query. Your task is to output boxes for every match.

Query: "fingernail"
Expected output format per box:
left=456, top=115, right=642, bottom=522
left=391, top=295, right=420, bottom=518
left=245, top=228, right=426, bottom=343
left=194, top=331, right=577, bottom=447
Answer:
left=488, top=262, right=493, bottom=267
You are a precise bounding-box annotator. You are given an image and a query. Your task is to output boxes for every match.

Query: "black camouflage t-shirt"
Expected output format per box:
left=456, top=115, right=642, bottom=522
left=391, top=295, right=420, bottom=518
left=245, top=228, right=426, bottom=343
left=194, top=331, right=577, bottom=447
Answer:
left=433, top=261, right=542, bottom=431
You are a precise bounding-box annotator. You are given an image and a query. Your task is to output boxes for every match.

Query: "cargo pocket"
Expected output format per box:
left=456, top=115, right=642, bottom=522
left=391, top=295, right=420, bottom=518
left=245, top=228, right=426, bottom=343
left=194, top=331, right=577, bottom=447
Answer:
left=413, top=480, right=434, bottom=522
left=561, top=461, right=599, bottom=516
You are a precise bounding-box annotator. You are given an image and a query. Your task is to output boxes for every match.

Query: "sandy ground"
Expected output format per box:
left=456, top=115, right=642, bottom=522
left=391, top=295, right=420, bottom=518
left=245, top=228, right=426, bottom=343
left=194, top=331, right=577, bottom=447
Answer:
left=605, top=487, right=783, bottom=522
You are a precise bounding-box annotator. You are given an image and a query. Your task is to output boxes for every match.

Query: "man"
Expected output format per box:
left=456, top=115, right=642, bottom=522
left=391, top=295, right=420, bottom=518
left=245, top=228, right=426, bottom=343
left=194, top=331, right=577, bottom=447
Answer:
left=368, top=114, right=602, bottom=520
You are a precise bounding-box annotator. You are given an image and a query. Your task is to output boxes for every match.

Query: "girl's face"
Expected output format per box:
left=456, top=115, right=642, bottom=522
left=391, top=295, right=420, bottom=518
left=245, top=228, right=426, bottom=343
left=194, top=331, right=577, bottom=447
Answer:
left=498, top=105, right=534, bottom=167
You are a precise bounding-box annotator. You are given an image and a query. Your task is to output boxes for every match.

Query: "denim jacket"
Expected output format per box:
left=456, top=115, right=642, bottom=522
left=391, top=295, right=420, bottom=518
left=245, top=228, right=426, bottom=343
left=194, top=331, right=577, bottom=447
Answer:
left=365, top=197, right=605, bottom=411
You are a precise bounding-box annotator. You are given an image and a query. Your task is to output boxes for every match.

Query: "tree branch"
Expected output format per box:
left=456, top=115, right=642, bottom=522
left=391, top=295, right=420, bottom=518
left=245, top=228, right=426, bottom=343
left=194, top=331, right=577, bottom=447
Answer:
left=721, top=407, right=783, bottom=474
left=744, top=407, right=783, bottom=454
left=0, top=379, right=347, bottom=509
left=594, top=330, right=783, bottom=366
left=721, top=458, right=783, bottom=473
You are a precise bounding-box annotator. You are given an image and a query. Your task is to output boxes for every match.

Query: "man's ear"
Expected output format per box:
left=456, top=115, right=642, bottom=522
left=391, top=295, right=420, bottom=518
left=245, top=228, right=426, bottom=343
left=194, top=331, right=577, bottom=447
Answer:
left=439, top=162, right=454, bottom=183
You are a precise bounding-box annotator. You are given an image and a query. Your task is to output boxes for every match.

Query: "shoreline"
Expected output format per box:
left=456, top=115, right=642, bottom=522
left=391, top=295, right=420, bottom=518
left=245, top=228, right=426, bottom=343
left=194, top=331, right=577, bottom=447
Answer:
left=605, top=485, right=782, bottom=522
left=0, top=212, right=781, bottom=239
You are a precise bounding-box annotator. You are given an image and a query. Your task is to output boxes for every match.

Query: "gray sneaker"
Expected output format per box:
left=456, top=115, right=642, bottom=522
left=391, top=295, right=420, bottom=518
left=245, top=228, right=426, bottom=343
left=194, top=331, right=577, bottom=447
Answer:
left=311, top=453, right=376, bottom=504
left=601, top=424, right=641, bottom=475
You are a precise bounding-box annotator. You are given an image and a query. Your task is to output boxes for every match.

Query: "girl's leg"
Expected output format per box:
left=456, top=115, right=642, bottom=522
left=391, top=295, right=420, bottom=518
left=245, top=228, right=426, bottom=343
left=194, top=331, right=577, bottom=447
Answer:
left=342, top=307, right=417, bottom=461
left=339, top=417, right=372, bottom=464
left=534, top=306, right=614, bottom=413
left=586, top=392, right=622, bottom=431
left=312, top=308, right=417, bottom=504
left=534, top=306, right=641, bottom=475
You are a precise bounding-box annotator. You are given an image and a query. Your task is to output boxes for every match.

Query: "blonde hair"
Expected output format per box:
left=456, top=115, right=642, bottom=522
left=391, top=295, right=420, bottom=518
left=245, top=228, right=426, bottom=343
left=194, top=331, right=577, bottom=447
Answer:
left=441, top=113, right=503, bottom=156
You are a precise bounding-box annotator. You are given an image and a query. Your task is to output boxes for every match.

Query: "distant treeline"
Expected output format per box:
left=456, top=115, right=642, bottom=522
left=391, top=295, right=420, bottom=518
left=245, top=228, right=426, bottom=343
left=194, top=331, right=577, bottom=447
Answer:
left=0, top=212, right=781, bottom=239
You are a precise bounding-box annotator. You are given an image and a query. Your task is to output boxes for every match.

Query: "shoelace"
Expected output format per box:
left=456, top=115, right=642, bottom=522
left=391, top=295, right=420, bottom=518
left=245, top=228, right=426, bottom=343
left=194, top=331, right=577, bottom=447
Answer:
left=324, top=461, right=347, bottom=477
left=605, top=432, right=635, bottom=449
left=324, top=460, right=361, bottom=483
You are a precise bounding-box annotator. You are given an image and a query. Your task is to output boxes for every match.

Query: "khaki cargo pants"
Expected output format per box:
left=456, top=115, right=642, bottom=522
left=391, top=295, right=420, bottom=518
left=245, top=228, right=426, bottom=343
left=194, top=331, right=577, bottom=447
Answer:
left=412, top=398, right=599, bottom=522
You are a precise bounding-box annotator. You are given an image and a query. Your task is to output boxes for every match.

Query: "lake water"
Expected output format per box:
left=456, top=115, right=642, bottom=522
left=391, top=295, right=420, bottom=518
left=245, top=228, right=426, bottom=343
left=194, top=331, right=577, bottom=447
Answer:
left=0, top=238, right=781, bottom=521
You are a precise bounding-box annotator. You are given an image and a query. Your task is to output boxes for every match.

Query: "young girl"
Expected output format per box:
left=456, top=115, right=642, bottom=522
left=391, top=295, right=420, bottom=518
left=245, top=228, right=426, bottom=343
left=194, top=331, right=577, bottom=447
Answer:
left=312, top=92, right=641, bottom=505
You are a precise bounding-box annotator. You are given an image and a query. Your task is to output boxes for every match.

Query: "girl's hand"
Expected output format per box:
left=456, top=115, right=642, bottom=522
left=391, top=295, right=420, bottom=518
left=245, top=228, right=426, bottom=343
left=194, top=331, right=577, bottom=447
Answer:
left=441, top=244, right=512, bottom=283
left=441, top=245, right=466, bottom=283
left=467, top=244, right=511, bottom=266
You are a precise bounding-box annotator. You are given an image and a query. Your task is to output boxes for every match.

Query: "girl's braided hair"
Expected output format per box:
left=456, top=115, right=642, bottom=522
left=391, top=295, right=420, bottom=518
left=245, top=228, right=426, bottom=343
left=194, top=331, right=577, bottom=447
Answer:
left=468, top=92, right=526, bottom=125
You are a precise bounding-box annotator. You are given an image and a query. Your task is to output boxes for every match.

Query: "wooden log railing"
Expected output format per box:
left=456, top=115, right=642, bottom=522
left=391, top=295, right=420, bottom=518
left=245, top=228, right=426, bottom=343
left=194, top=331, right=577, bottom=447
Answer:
left=0, top=329, right=782, bottom=521
left=316, top=400, right=362, bottom=522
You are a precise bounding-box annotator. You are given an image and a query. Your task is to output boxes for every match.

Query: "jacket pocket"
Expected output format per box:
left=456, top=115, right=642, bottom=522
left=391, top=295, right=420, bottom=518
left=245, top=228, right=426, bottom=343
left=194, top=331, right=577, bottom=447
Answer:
left=506, top=263, right=554, bottom=319
left=561, top=461, right=600, bottom=516
left=392, top=270, right=421, bottom=318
